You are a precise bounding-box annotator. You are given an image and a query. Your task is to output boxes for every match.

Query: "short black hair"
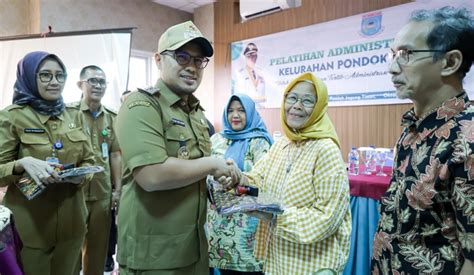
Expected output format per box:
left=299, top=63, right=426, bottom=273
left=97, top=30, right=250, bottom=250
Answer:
left=410, top=6, right=474, bottom=79
left=79, top=65, right=105, bottom=80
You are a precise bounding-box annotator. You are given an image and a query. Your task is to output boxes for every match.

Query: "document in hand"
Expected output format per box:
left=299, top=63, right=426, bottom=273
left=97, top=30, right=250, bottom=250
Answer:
left=15, top=166, right=105, bottom=200
left=207, top=176, right=284, bottom=215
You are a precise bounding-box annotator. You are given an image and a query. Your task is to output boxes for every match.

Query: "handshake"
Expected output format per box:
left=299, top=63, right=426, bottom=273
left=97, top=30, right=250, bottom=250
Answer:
left=210, top=158, right=246, bottom=189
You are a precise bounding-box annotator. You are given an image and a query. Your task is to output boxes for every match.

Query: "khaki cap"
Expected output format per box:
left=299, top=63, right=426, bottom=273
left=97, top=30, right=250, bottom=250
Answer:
left=158, top=21, right=213, bottom=57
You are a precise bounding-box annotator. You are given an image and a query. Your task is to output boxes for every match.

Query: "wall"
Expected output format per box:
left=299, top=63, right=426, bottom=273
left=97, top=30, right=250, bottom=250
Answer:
left=194, top=3, right=216, bottom=122
left=0, top=0, right=192, bottom=52
left=28, top=0, right=41, bottom=33
left=38, top=0, right=192, bottom=52
left=0, top=0, right=33, bottom=37
left=213, top=0, right=412, bottom=158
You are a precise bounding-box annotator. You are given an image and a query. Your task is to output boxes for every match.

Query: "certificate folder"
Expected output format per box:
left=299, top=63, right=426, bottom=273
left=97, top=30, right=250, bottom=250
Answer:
left=15, top=166, right=104, bottom=200
left=207, top=176, right=284, bottom=215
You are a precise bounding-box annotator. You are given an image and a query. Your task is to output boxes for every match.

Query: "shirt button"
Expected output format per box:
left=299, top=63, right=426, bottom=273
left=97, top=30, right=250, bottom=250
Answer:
left=93, top=134, right=97, bottom=137
left=51, top=124, right=57, bottom=130
left=179, top=134, right=185, bottom=140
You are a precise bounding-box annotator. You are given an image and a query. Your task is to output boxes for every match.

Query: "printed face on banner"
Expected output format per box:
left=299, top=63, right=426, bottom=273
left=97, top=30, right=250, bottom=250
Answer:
left=232, top=42, right=267, bottom=108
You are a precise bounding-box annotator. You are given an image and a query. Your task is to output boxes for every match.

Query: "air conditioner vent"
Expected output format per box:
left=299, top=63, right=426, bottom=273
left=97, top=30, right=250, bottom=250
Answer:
left=240, top=0, right=301, bottom=21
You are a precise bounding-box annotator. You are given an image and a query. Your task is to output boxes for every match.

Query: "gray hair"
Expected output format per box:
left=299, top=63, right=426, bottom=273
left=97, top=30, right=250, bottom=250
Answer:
left=410, top=6, right=474, bottom=78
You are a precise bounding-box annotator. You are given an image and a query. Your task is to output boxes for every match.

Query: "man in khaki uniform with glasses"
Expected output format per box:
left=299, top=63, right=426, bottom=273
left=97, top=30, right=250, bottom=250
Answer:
left=115, top=21, right=238, bottom=275
left=70, top=65, right=122, bottom=274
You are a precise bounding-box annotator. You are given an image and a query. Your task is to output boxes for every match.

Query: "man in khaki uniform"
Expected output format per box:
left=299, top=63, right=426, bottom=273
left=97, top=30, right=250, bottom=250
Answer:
left=115, top=21, right=238, bottom=275
left=70, top=65, right=122, bottom=275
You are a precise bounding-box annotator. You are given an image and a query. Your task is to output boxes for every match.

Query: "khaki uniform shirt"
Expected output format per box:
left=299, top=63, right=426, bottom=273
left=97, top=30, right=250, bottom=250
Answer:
left=0, top=104, right=95, bottom=248
left=115, top=80, right=211, bottom=270
left=69, top=101, right=120, bottom=201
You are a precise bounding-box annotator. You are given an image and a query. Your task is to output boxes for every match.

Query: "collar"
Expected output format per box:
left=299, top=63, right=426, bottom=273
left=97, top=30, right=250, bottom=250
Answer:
left=37, top=110, right=65, bottom=124
left=156, top=79, right=203, bottom=111
left=80, top=100, right=103, bottom=116
left=401, top=92, right=470, bottom=132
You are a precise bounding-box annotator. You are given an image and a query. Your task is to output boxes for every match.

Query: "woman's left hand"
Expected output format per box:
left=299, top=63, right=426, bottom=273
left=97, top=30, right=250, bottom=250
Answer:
left=16, top=156, right=62, bottom=188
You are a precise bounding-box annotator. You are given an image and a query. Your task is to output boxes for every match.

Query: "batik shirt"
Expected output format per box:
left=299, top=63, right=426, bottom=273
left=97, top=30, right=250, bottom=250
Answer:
left=207, top=133, right=271, bottom=271
left=372, top=93, right=474, bottom=274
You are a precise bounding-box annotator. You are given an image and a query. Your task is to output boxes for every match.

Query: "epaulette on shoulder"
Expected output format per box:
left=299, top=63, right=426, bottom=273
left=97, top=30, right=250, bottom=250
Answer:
left=103, top=105, right=117, bottom=115
left=4, top=104, right=26, bottom=111
left=66, top=101, right=81, bottom=109
left=137, top=86, right=160, bottom=96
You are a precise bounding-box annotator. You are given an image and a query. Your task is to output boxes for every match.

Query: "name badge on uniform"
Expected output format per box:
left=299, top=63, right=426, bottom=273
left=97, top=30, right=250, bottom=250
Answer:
left=24, top=128, right=45, bottom=134
left=177, top=140, right=189, bottom=159
left=171, top=118, right=185, bottom=127
left=102, top=142, right=109, bottom=159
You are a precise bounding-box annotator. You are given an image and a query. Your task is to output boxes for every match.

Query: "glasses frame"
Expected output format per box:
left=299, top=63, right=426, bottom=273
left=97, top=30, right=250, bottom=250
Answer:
left=285, top=94, right=316, bottom=108
left=388, top=49, right=445, bottom=66
left=36, top=71, right=67, bottom=83
left=83, top=78, right=108, bottom=87
left=161, top=50, right=210, bottom=69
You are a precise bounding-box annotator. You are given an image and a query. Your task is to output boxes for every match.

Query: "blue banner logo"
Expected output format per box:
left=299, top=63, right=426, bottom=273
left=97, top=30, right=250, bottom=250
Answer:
left=360, top=12, right=383, bottom=37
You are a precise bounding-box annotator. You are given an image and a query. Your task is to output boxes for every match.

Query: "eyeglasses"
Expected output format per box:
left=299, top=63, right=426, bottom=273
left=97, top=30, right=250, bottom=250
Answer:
left=388, top=49, right=445, bottom=65
left=161, top=51, right=209, bottom=69
left=83, top=78, right=107, bottom=87
left=37, top=71, right=67, bottom=83
left=285, top=94, right=316, bottom=108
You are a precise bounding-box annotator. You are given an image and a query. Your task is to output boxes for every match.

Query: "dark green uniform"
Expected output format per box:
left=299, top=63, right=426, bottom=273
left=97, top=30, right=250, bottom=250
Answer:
left=115, top=80, right=211, bottom=275
left=69, top=100, right=120, bottom=274
left=0, top=104, right=95, bottom=275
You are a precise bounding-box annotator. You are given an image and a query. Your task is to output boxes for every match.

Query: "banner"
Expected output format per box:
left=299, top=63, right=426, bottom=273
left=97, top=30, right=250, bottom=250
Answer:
left=231, top=0, right=474, bottom=108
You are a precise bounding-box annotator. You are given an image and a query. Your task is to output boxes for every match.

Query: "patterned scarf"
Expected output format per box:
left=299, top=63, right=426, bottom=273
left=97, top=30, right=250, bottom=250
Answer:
left=12, top=51, right=66, bottom=116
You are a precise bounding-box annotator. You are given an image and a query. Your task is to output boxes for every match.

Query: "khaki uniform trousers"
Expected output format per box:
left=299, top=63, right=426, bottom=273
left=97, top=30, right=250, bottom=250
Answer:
left=81, top=198, right=112, bottom=275
left=119, top=253, right=208, bottom=275
left=21, top=237, right=83, bottom=275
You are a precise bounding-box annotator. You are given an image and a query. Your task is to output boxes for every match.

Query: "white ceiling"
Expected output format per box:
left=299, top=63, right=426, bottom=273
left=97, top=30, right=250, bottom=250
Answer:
left=152, top=0, right=216, bottom=13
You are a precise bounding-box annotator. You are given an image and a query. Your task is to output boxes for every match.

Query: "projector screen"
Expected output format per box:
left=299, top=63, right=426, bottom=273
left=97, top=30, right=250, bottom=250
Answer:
left=0, top=28, right=133, bottom=111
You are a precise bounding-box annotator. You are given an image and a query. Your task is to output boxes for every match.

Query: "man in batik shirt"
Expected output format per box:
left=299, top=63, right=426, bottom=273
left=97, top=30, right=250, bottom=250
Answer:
left=371, top=6, right=474, bottom=275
